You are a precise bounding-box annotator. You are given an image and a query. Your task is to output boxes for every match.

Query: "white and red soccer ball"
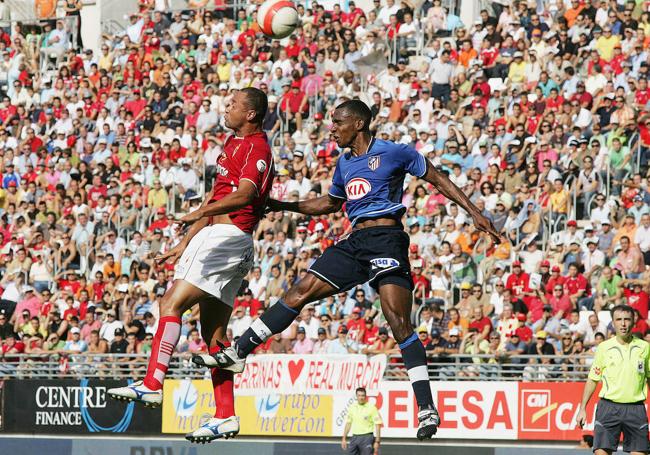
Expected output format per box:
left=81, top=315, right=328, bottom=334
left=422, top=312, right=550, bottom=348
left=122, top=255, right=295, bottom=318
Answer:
left=257, top=0, right=299, bottom=40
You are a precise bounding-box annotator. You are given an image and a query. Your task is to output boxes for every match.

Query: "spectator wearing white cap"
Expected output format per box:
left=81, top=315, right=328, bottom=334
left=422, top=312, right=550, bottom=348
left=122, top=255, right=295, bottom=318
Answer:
left=629, top=195, right=650, bottom=225
left=63, top=327, right=87, bottom=353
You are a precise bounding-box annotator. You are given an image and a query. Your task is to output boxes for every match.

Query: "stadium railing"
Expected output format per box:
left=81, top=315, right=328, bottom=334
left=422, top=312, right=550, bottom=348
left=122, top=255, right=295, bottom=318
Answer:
left=0, top=352, right=591, bottom=382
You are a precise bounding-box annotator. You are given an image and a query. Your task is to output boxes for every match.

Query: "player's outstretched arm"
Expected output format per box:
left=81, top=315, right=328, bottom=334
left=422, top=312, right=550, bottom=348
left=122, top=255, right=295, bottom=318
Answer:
left=268, top=194, right=344, bottom=216
left=422, top=160, right=501, bottom=243
left=176, top=181, right=258, bottom=225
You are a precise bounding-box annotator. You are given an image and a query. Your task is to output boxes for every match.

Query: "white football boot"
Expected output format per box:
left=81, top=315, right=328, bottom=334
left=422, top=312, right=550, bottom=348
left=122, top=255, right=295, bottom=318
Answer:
left=107, top=380, right=163, bottom=408
left=185, top=416, right=240, bottom=443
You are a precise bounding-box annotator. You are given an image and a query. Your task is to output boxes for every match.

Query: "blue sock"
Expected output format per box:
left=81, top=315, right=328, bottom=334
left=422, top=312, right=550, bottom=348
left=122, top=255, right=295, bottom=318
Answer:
left=235, top=299, right=299, bottom=357
left=399, top=333, right=434, bottom=410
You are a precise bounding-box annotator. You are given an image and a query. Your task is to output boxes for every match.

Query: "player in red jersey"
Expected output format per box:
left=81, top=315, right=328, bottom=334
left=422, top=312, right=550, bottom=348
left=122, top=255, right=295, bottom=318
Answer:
left=108, top=88, right=274, bottom=443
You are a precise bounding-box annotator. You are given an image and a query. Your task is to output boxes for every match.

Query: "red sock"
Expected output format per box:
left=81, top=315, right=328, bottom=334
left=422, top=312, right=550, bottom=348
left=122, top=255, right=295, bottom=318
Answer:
left=143, top=315, right=181, bottom=390
left=210, top=343, right=235, bottom=418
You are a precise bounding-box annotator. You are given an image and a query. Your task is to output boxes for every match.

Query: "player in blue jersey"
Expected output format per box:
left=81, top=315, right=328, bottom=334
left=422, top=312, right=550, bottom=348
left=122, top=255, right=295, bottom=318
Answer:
left=192, top=100, right=500, bottom=440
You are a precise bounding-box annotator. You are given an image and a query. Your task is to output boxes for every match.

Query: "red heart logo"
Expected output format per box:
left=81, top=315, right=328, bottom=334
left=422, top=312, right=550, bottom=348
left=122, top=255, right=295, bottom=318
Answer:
left=287, top=359, right=305, bottom=385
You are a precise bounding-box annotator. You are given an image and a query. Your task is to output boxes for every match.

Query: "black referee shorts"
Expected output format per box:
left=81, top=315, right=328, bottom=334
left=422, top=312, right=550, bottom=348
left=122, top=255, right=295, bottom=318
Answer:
left=308, top=226, right=414, bottom=292
left=594, top=398, right=649, bottom=453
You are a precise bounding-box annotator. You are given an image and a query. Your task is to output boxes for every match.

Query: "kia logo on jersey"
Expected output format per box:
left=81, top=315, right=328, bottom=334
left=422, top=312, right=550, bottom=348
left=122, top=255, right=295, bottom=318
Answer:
left=345, top=178, right=371, bottom=200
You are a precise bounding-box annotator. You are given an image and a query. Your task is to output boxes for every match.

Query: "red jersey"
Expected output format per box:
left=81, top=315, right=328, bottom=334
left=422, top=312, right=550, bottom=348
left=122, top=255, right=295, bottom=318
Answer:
left=211, top=132, right=274, bottom=233
left=624, top=288, right=649, bottom=320
left=506, top=272, right=530, bottom=296
left=564, top=274, right=589, bottom=297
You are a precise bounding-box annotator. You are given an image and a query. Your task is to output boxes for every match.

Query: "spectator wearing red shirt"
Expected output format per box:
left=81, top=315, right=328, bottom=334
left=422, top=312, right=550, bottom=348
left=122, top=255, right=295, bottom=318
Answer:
left=147, top=207, right=170, bottom=232
left=468, top=307, right=492, bottom=340
left=570, top=81, right=593, bottom=109
left=543, top=284, right=573, bottom=318
left=506, top=261, right=530, bottom=297
left=285, top=35, right=301, bottom=58
left=632, top=309, right=650, bottom=336
left=514, top=313, right=533, bottom=343
left=280, top=81, right=308, bottom=131
left=622, top=280, right=649, bottom=320
left=343, top=1, right=365, bottom=28
left=545, top=265, right=566, bottom=295
left=59, top=271, right=82, bottom=295
left=545, top=88, right=564, bottom=112
left=346, top=307, right=366, bottom=342
left=1, top=333, right=25, bottom=361
left=563, top=262, right=589, bottom=308
left=87, top=175, right=108, bottom=208
left=635, top=78, right=650, bottom=108
left=362, top=318, right=379, bottom=345
left=233, top=289, right=264, bottom=316
left=411, top=258, right=430, bottom=301
left=124, top=90, right=147, bottom=118
left=526, top=289, right=546, bottom=322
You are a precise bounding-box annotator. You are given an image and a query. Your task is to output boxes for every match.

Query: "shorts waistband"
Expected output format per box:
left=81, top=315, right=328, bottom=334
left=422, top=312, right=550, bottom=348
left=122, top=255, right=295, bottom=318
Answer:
left=601, top=398, right=645, bottom=405
left=351, top=433, right=374, bottom=437
left=205, top=222, right=250, bottom=236
left=352, top=224, right=405, bottom=233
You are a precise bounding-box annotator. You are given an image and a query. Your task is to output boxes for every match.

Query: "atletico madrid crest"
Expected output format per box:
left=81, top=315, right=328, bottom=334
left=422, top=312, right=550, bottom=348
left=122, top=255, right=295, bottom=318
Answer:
left=368, top=156, right=380, bottom=171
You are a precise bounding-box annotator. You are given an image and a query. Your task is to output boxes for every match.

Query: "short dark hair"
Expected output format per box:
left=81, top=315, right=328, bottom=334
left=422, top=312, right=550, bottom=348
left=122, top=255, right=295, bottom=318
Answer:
left=356, top=387, right=366, bottom=394
left=336, top=99, right=372, bottom=131
left=611, top=304, right=635, bottom=320
left=240, top=87, right=268, bottom=124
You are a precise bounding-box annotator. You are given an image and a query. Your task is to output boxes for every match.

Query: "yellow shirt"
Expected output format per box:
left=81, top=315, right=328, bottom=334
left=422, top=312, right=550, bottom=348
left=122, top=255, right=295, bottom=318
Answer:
left=588, top=336, right=650, bottom=403
left=550, top=189, right=569, bottom=214
left=217, top=63, right=232, bottom=83
left=595, top=36, right=620, bottom=61
left=98, top=54, right=113, bottom=72
left=508, top=61, right=526, bottom=84
left=148, top=188, right=168, bottom=209
left=346, top=401, right=382, bottom=435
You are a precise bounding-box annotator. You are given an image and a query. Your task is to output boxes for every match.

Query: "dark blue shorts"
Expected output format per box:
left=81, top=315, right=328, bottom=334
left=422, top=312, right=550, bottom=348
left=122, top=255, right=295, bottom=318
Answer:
left=308, top=226, right=414, bottom=292
left=594, top=398, right=649, bottom=453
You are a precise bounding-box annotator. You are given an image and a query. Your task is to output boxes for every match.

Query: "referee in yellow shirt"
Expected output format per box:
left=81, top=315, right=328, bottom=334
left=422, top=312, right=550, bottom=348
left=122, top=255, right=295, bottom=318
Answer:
left=342, top=387, right=382, bottom=455
left=576, top=304, right=650, bottom=455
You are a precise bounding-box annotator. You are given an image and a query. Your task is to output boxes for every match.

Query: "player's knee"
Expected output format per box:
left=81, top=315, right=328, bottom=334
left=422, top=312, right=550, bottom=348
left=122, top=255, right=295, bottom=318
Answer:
left=159, top=289, right=188, bottom=316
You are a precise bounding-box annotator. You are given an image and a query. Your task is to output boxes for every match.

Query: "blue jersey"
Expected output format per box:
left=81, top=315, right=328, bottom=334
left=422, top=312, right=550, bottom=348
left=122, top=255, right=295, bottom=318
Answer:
left=329, top=138, right=427, bottom=225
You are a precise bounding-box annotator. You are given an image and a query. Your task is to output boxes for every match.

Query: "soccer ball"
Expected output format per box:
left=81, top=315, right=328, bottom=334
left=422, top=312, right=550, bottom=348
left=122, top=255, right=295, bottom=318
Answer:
left=257, top=0, right=299, bottom=40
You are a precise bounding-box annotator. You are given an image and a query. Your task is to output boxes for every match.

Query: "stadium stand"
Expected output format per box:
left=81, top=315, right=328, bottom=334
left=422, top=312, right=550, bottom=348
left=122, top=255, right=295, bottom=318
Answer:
left=0, top=0, right=649, bottom=385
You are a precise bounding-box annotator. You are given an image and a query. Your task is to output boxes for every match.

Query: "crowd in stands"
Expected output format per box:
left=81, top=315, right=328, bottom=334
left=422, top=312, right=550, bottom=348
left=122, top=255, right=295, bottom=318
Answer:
left=0, top=0, right=650, bottom=380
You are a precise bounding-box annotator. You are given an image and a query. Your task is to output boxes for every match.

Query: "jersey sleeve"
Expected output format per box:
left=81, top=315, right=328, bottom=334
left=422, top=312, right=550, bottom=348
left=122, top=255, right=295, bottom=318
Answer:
left=328, top=160, right=347, bottom=200
left=371, top=405, right=383, bottom=425
left=345, top=404, right=355, bottom=424
left=399, top=144, right=428, bottom=178
left=240, top=139, right=273, bottom=194
left=588, top=344, right=604, bottom=382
